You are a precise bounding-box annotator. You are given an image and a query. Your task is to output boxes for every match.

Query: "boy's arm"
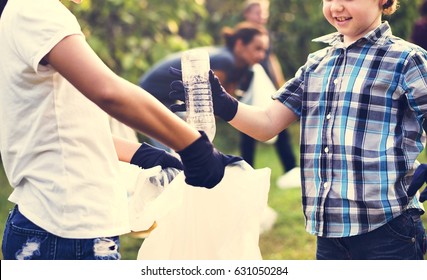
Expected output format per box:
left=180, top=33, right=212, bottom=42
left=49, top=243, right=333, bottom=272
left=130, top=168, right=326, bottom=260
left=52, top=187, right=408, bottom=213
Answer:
left=169, top=67, right=298, bottom=142
left=229, top=99, right=297, bottom=142
left=208, top=68, right=298, bottom=142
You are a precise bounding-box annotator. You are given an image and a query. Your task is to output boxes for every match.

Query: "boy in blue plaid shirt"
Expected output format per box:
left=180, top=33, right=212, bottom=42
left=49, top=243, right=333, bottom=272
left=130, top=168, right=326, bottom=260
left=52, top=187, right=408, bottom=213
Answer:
left=171, top=0, right=427, bottom=259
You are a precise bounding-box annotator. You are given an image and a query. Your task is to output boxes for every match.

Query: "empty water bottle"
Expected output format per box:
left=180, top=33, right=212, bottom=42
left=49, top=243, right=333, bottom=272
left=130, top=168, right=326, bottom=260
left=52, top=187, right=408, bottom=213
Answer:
left=181, top=49, right=216, bottom=141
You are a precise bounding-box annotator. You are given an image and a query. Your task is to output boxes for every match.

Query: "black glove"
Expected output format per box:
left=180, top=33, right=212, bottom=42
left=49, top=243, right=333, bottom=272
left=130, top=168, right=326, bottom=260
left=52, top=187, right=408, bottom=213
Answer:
left=178, top=131, right=242, bottom=188
left=407, top=164, right=427, bottom=202
left=130, top=142, right=183, bottom=170
left=169, top=67, right=239, bottom=122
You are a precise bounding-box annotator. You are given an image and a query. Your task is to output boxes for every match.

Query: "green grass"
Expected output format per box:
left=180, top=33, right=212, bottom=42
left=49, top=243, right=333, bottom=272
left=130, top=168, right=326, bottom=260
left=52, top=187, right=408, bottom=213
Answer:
left=0, top=121, right=426, bottom=260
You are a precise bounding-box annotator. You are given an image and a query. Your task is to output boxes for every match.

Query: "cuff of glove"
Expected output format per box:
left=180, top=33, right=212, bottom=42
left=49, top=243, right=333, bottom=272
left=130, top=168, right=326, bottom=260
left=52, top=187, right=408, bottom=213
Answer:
left=130, top=142, right=162, bottom=168
left=177, top=131, right=213, bottom=165
left=219, top=97, right=238, bottom=122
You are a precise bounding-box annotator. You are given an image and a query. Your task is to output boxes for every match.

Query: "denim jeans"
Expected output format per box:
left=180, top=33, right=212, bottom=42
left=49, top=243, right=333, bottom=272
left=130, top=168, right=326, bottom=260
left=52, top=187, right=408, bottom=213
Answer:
left=316, top=209, right=426, bottom=260
left=2, top=206, right=121, bottom=260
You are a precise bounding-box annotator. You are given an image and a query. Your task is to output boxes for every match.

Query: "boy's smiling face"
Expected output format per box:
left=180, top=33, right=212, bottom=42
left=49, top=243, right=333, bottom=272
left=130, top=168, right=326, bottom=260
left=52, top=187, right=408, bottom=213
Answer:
left=322, top=0, right=386, bottom=45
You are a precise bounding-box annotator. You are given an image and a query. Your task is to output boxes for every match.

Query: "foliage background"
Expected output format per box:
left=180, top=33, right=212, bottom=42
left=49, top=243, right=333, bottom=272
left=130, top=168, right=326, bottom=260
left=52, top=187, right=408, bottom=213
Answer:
left=64, top=0, right=423, bottom=82
left=1, top=0, right=426, bottom=260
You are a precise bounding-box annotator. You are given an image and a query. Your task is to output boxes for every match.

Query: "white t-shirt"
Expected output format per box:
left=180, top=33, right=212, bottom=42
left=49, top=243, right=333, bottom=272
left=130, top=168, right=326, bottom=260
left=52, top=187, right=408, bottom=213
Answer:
left=0, top=0, right=130, bottom=238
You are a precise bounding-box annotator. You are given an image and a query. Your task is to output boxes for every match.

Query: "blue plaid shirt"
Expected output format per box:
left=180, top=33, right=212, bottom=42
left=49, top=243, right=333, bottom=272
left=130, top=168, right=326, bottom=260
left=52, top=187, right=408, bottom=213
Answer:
left=275, top=22, right=427, bottom=237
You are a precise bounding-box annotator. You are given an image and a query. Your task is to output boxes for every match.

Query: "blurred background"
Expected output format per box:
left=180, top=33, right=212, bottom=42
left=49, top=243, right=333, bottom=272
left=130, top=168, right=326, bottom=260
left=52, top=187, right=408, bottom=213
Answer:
left=1, top=0, right=426, bottom=259
left=57, top=0, right=423, bottom=83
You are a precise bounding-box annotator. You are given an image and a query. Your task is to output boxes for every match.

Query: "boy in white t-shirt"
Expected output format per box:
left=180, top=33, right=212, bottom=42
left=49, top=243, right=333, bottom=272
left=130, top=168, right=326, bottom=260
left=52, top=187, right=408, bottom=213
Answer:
left=0, top=0, right=240, bottom=260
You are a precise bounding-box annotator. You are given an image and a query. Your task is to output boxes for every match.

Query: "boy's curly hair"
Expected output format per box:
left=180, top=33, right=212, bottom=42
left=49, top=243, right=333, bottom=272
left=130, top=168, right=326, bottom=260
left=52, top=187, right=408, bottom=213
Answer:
left=383, top=0, right=399, bottom=15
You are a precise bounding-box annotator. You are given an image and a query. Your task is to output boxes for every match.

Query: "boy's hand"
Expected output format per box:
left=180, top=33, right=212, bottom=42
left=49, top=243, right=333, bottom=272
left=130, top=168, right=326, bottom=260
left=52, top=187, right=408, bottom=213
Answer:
left=407, top=164, right=427, bottom=202
left=177, top=131, right=242, bottom=188
left=168, top=67, right=239, bottom=122
left=130, top=142, right=183, bottom=170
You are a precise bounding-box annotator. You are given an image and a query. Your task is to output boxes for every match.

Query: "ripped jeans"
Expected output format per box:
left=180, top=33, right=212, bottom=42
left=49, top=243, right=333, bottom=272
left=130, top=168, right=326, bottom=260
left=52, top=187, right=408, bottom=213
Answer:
left=2, top=206, right=121, bottom=260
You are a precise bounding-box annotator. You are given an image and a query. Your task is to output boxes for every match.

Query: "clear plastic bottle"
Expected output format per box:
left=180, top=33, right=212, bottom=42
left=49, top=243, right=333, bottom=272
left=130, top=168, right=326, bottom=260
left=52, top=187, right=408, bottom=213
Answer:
left=181, top=49, right=216, bottom=141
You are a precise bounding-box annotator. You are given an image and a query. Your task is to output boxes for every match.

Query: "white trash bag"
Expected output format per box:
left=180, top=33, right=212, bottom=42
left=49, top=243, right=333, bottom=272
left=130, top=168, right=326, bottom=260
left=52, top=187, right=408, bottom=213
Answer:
left=136, top=161, right=271, bottom=260
left=128, top=166, right=180, bottom=232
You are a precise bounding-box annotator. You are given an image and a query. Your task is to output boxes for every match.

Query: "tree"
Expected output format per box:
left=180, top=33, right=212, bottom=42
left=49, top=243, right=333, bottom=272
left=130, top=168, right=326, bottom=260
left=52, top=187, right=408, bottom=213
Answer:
left=66, top=0, right=217, bottom=82
left=66, top=0, right=421, bottom=82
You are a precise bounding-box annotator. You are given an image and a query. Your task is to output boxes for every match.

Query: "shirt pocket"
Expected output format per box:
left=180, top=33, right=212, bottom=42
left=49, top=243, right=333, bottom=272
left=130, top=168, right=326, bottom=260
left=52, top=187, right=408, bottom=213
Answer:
left=302, top=73, right=326, bottom=110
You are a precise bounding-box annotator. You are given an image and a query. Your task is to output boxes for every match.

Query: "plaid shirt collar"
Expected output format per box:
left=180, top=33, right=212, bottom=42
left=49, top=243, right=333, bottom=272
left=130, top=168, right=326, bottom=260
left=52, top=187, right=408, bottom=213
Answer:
left=312, top=21, right=393, bottom=47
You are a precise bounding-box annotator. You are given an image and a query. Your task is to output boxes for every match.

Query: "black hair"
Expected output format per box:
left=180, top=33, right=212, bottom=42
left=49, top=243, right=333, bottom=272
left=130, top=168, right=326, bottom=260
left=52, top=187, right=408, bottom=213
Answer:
left=222, top=21, right=267, bottom=50
left=0, top=0, right=8, bottom=17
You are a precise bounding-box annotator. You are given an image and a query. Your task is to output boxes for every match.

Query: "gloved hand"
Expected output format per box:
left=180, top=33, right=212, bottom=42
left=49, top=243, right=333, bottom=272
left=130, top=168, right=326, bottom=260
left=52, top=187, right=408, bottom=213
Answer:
left=130, top=142, right=183, bottom=170
left=169, top=67, right=239, bottom=122
left=407, top=164, right=427, bottom=202
left=177, top=131, right=242, bottom=188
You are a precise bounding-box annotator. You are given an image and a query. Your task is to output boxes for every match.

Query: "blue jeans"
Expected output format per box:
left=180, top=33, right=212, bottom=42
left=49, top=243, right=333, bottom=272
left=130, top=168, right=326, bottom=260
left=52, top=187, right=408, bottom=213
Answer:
left=316, top=209, right=426, bottom=260
left=2, top=206, right=121, bottom=260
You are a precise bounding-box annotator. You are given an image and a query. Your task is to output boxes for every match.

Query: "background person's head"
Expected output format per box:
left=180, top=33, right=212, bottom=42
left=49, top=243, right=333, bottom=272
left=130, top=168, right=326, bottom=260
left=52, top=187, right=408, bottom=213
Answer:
left=222, top=21, right=269, bottom=67
left=243, top=0, right=270, bottom=26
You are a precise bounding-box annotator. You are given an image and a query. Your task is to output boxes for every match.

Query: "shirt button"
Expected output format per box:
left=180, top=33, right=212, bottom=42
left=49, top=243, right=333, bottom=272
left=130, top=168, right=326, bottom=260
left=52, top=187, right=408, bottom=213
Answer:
left=326, top=113, right=331, bottom=120
left=334, top=78, right=339, bottom=84
left=323, top=182, right=329, bottom=188
left=324, top=147, right=329, bottom=153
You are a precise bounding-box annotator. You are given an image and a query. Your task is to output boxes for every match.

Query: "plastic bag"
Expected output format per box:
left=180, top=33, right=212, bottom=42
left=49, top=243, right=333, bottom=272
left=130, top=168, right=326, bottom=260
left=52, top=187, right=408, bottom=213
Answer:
left=137, top=161, right=271, bottom=260
left=128, top=166, right=180, bottom=232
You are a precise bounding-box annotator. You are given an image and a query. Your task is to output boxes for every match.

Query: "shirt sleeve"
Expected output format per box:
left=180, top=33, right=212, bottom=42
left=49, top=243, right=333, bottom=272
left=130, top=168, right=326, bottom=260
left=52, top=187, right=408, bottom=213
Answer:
left=402, top=49, right=427, bottom=118
left=13, top=0, right=83, bottom=72
left=272, top=63, right=306, bottom=117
